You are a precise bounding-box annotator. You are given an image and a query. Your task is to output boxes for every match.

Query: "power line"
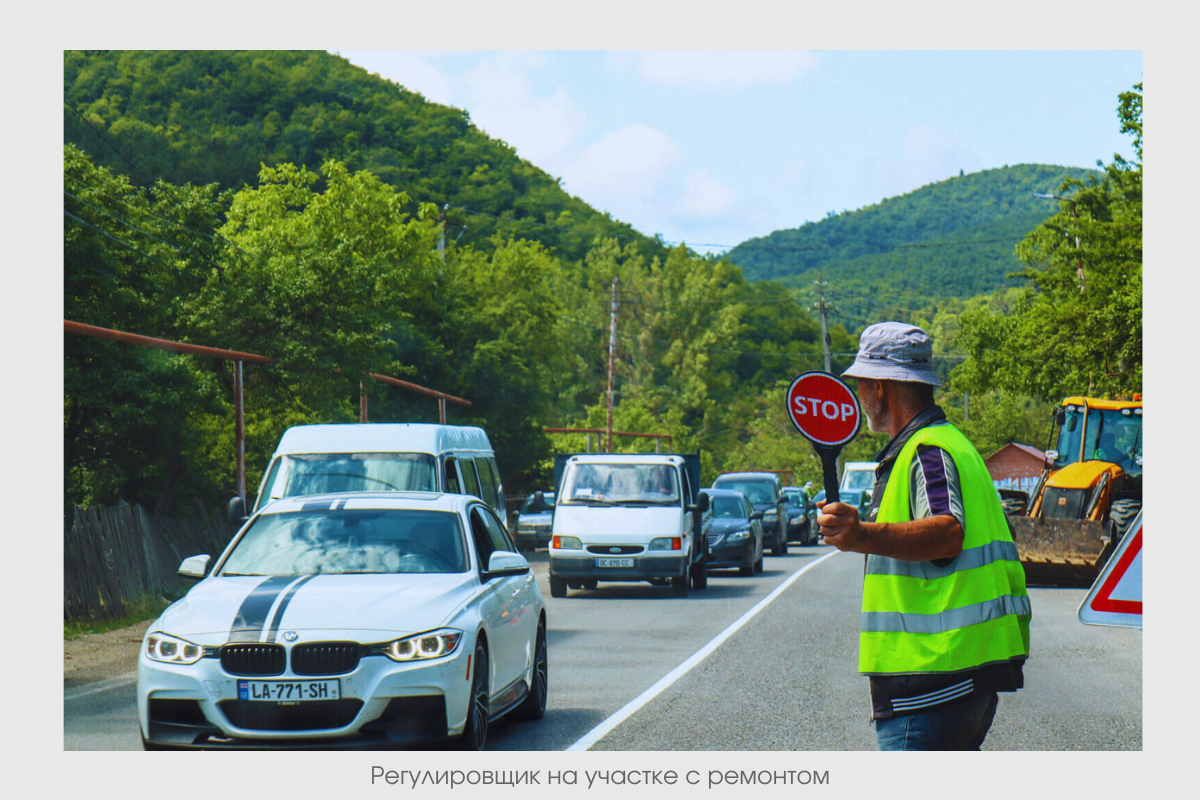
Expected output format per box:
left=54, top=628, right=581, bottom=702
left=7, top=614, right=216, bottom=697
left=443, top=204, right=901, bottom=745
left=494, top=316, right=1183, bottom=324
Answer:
left=64, top=99, right=157, bottom=185
left=64, top=210, right=182, bottom=273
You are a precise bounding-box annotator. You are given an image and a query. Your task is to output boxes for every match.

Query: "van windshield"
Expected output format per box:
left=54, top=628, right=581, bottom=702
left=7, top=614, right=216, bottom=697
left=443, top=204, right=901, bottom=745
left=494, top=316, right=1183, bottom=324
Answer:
left=562, top=463, right=679, bottom=505
left=256, top=453, right=437, bottom=511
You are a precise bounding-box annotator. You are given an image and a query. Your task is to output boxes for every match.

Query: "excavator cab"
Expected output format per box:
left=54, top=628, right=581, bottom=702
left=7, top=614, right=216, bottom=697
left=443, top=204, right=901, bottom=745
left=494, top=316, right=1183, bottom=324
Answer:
left=1014, top=397, right=1142, bottom=586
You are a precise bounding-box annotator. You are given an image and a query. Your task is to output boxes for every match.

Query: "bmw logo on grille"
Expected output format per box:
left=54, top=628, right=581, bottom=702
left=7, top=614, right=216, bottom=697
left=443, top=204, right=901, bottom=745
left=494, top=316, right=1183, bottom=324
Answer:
left=283, top=631, right=299, bottom=642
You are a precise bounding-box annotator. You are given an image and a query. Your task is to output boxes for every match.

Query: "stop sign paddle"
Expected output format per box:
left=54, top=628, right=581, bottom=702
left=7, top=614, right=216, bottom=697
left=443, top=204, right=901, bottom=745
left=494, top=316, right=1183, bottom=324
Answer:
left=786, top=371, right=862, bottom=503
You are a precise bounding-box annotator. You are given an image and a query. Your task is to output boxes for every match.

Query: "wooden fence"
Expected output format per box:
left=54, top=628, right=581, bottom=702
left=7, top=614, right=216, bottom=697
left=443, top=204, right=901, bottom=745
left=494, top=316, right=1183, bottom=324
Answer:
left=64, top=501, right=235, bottom=622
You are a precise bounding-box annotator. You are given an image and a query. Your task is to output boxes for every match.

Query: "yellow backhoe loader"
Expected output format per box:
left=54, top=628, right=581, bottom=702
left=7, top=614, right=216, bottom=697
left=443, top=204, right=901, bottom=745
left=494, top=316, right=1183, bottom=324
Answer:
left=1009, top=396, right=1142, bottom=586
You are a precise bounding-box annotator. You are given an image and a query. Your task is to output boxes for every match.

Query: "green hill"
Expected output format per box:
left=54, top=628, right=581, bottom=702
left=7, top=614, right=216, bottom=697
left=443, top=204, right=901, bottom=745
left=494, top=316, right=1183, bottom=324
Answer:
left=726, top=164, right=1098, bottom=325
left=63, top=50, right=666, bottom=264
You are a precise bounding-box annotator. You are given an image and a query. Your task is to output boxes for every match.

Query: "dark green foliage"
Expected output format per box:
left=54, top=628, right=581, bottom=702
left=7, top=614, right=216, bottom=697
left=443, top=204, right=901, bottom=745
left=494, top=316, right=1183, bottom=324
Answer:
left=951, top=85, right=1142, bottom=402
left=728, top=164, right=1099, bottom=325
left=63, top=50, right=666, bottom=264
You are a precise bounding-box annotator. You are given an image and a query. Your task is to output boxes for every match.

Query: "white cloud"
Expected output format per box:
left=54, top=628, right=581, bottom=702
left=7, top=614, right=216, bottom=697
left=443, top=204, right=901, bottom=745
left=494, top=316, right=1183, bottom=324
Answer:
left=457, top=53, right=586, bottom=167
left=678, top=170, right=736, bottom=218
left=563, top=125, right=682, bottom=207
left=619, top=50, right=818, bottom=90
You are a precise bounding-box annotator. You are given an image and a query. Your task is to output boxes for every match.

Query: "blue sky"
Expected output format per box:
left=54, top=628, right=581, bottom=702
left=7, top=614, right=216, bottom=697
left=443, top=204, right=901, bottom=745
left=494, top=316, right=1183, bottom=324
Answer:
left=335, top=50, right=1142, bottom=254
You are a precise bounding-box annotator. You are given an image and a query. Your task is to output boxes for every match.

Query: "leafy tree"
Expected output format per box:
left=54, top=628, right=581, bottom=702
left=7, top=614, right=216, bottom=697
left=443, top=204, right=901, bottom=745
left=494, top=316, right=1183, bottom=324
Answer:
left=952, top=83, right=1142, bottom=402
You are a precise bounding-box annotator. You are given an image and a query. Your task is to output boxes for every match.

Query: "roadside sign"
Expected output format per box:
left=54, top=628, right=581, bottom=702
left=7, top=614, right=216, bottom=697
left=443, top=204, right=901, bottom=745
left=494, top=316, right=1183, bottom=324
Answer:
left=1078, top=511, right=1142, bottom=629
left=786, top=371, right=861, bottom=503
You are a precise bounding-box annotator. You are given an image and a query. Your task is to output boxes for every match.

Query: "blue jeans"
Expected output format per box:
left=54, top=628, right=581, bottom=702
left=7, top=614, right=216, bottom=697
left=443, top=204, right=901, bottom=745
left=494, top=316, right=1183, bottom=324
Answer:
left=874, top=692, right=998, bottom=751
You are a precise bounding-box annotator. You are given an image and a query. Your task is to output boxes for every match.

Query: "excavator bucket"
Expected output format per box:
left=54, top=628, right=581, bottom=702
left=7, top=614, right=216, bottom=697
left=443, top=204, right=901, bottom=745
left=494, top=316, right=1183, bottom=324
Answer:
left=1009, top=516, right=1115, bottom=587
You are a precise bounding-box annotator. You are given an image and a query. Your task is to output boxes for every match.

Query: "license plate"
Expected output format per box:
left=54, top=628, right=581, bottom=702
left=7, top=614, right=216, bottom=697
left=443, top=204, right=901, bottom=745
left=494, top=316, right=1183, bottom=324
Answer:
left=595, top=557, right=634, bottom=568
left=237, top=679, right=340, bottom=702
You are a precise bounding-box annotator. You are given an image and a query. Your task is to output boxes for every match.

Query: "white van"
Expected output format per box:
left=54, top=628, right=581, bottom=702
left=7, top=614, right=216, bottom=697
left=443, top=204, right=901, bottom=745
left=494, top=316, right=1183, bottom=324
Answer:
left=547, top=453, right=710, bottom=598
left=235, top=423, right=507, bottom=524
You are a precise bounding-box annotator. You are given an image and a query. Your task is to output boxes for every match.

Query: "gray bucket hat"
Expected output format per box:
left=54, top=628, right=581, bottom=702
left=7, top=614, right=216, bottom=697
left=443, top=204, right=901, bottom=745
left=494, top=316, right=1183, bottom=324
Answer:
left=841, top=322, right=941, bottom=386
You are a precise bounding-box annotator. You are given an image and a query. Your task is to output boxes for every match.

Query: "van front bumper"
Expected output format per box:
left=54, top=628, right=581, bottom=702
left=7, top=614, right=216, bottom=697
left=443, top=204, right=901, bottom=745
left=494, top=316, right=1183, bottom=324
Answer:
left=549, top=554, right=687, bottom=582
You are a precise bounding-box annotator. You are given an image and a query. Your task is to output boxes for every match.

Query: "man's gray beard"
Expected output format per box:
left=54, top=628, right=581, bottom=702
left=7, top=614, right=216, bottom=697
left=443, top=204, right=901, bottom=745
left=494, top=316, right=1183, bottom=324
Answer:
left=864, top=403, right=890, bottom=434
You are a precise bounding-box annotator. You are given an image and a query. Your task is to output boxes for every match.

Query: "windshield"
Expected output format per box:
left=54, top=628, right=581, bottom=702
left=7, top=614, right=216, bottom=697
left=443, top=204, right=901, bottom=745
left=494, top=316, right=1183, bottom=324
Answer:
left=841, top=469, right=876, bottom=491
left=1053, top=405, right=1142, bottom=477
left=710, top=496, right=747, bottom=519
left=221, top=508, right=468, bottom=576
left=561, top=463, right=680, bottom=505
left=713, top=479, right=774, bottom=505
left=520, top=492, right=555, bottom=514
left=256, top=453, right=437, bottom=510
left=783, top=490, right=807, bottom=508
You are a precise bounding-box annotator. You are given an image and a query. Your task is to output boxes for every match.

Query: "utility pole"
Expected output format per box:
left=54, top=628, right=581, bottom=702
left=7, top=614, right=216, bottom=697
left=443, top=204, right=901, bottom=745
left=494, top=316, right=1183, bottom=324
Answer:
left=606, top=275, right=619, bottom=453
left=1034, top=193, right=1084, bottom=292
left=437, top=203, right=448, bottom=260
left=812, top=273, right=836, bottom=373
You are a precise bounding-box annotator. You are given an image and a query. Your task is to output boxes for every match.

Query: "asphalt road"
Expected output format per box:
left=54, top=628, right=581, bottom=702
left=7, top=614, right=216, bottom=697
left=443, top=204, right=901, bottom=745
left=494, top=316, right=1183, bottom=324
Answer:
left=63, top=544, right=1141, bottom=751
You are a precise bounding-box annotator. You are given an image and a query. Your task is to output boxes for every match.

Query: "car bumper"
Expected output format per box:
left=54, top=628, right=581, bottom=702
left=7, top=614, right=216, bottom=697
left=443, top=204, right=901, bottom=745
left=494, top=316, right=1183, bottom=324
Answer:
left=137, top=640, right=474, bottom=749
left=786, top=517, right=809, bottom=541
left=549, top=553, right=687, bottom=582
left=515, top=527, right=551, bottom=549
left=705, top=539, right=753, bottom=569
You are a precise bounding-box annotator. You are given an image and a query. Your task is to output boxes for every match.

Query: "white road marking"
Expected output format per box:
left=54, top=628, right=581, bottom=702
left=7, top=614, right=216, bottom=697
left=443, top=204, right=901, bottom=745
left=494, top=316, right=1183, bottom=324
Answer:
left=65, top=672, right=137, bottom=701
left=564, top=549, right=842, bottom=751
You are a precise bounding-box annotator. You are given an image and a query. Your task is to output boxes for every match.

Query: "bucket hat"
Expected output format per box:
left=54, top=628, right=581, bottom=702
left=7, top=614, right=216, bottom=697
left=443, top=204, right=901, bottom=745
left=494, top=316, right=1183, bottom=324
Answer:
left=841, top=322, right=941, bottom=386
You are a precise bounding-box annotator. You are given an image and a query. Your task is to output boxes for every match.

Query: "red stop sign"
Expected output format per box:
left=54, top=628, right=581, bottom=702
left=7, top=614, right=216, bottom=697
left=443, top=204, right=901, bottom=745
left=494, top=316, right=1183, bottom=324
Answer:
left=786, top=371, right=861, bottom=446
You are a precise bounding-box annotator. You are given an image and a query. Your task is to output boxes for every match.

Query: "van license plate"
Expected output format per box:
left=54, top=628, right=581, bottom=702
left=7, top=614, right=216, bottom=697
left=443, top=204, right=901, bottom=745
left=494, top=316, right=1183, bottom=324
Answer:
left=595, top=558, right=634, bottom=568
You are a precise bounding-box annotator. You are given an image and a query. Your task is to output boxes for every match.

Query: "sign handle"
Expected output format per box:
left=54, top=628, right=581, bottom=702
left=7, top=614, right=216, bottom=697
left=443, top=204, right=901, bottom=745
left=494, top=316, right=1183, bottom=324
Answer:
left=817, top=445, right=840, bottom=504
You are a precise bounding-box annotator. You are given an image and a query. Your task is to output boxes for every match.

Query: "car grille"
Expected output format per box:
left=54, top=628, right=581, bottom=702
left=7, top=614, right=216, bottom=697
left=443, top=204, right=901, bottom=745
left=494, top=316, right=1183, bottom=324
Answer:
left=217, top=699, right=363, bottom=731
left=586, top=544, right=644, bottom=555
left=221, top=644, right=285, bottom=676
left=291, top=642, right=362, bottom=676
left=708, top=534, right=725, bottom=547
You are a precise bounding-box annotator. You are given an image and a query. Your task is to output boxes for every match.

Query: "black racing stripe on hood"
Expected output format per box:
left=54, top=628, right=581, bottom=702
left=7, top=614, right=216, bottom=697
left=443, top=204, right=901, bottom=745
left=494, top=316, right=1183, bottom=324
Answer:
left=228, top=575, right=297, bottom=643
left=266, top=574, right=318, bottom=642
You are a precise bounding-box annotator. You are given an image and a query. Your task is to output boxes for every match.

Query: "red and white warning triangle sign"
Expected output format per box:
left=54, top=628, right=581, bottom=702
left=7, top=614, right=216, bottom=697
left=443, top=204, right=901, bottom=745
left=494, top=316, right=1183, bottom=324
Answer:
left=1078, top=511, right=1142, bottom=629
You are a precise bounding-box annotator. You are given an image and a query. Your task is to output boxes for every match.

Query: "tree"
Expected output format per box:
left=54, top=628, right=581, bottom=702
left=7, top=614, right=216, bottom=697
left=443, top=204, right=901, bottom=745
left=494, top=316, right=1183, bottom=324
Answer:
left=952, top=83, right=1142, bottom=402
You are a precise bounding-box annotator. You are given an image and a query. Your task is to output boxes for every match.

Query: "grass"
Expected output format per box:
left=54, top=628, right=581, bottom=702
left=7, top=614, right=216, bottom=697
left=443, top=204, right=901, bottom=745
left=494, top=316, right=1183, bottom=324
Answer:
left=64, top=594, right=174, bottom=640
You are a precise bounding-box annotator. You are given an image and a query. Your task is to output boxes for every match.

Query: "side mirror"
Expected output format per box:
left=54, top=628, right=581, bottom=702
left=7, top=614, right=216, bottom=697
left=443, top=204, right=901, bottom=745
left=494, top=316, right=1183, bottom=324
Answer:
left=689, top=493, right=710, bottom=514
left=178, top=554, right=211, bottom=581
left=483, top=550, right=530, bottom=581
left=227, top=496, right=247, bottom=525
left=1045, top=450, right=1059, bottom=465
left=750, top=511, right=764, bottom=521
left=1053, top=407, right=1067, bottom=426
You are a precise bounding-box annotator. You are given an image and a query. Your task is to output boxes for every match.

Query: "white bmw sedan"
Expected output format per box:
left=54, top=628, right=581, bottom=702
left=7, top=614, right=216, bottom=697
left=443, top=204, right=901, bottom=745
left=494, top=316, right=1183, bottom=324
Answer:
left=137, top=492, right=547, bottom=750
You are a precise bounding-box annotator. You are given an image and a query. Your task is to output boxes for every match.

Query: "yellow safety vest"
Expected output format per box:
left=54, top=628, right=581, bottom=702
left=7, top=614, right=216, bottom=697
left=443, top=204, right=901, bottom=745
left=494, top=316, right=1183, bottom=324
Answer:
left=860, top=423, right=1031, bottom=675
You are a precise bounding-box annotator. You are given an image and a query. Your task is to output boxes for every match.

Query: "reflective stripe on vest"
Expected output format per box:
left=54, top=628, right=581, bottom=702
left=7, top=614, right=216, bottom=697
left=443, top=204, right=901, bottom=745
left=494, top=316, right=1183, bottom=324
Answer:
left=860, top=422, right=1030, bottom=675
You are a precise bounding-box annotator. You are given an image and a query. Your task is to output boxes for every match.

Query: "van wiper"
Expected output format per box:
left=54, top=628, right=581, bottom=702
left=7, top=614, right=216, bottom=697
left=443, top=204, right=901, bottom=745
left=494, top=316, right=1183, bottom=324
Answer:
left=566, top=498, right=613, bottom=506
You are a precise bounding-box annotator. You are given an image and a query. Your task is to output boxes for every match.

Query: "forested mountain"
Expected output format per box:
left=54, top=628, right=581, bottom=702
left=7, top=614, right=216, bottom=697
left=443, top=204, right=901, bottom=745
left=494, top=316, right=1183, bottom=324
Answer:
left=61, top=50, right=1140, bottom=525
left=726, top=164, right=1098, bottom=325
left=63, top=50, right=666, bottom=264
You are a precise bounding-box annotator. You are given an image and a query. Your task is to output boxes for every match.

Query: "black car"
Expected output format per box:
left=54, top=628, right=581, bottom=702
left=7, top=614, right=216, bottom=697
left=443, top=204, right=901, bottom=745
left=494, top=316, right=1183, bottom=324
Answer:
left=514, top=491, right=555, bottom=551
left=711, top=472, right=788, bottom=556
left=782, top=486, right=815, bottom=545
left=700, top=488, right=764, bottom=576
left=808, top=488, right=873, bottom=540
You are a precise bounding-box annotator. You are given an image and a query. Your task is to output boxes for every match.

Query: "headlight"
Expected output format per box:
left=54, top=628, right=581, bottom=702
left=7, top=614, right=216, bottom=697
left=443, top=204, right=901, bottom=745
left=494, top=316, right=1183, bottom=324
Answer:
left=381, top=629, right=464, bottom=662
left=649, top=537, right=682, bottom=550
left=552, top=535, right=582, bottom=549
left=146, top=632, right=204, bottom=665
left=728, top=529, right=751, bottom=541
